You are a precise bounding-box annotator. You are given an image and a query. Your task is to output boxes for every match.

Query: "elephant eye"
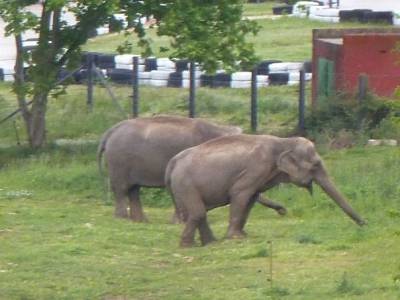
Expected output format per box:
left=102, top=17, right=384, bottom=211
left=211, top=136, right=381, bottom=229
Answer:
left=311, top=161, right=321, bottom=170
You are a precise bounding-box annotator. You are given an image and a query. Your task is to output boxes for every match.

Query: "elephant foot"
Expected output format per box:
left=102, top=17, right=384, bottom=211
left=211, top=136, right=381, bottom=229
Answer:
left=131, top=215, right=149, bottom=223
left=227, top=230, right=247, bottom=239
left=200, top=235, right=216, bottom=246
left=114, top=210, right=129, bottom=219
left=180, top=239, right=196, bottom=248
left=277, top=207, right=287, bottom=216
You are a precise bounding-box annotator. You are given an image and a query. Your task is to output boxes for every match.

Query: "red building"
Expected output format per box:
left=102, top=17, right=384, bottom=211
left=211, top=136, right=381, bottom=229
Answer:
left=312, top=28, right=400, bottom=105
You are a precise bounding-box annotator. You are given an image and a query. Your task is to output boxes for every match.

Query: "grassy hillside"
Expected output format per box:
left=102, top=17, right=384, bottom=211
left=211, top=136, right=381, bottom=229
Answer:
left=0, top=5, right=399, bottom=299
left=84, top=14, right=389, bottom=60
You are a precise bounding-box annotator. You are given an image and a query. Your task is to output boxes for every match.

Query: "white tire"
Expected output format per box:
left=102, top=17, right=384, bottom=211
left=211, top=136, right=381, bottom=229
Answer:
left=96, top=26, right=109, bottom=35
left=138, top=71, right=151, bottom=79
left=150, top=70, right=171, bottom=80
left=4, top=74, right=14, bottom=81
left=115, top=64, right=145, bottom=72
left=256, top=75, right=269, bottom=87
left=182, top=79, right=201, bottom=88
left=289, top=72, right=300, bottom=82
left=114, top=54, right=143, bottom=65
left=182, top=70, right=203, bottom=80
left=393, top=11, right=400, bottom=25
left=231, top=72, right=252, bottom=81
left=157, top=58, right=175, bottom=69
left=317, top=8, right=339, bottom=17
left=150, top=79, right=168, bottom=87
left=230, top=81, right=251, bottom=88
left=268, top=63, right=289, bottom=72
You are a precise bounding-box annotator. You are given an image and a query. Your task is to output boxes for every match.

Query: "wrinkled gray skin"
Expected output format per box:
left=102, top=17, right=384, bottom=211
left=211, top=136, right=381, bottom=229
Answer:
left=98, top=116, right=286, bottom=222
left=165, top=134, right=366, bottom=247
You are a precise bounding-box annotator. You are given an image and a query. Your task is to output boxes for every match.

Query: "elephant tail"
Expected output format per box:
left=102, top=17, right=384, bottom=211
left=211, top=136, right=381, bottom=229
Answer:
left=97, top=121, right=125, bottom=176
left=97, top=121, right=126, bottom=203
left=164, top=156, right=177, bottom=196
left=165, top=156, right=188, bottom=223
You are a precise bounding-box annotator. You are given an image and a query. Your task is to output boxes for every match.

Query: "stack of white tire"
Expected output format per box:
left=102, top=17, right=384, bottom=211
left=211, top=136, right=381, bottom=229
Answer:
left=182, top=70, right=203, bottom=88
left=393, top=12, right=400, bottom=26
left=292, top=1, right=321, bottom=18
left=309, top=6, right=340, bottom=23
left=115, top=54, right=144, bottom=71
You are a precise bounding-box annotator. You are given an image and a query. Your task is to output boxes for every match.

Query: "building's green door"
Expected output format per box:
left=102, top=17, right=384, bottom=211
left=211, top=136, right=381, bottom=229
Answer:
left=317, top=58, right=335, bottom=103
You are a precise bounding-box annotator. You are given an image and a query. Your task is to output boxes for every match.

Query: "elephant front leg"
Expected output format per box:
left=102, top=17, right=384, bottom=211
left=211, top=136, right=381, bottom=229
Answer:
left=227, top=195, right=254, bottom=239
left=198, top=216, right=216, bottom=246
left=256, top=195, right=287, bottom=215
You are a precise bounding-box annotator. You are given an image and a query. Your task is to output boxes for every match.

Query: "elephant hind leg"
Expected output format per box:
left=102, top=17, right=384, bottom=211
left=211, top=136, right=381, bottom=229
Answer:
left=178, top=193, right=212, bottom=247
left=113, top=189, right=129, bottom=219
left=128, top=186, right=148, bottom=223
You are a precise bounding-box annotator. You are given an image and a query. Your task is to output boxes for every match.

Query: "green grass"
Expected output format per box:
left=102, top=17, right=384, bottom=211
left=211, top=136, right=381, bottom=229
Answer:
left=242, top=2, right=277, bottom=17
left=0, top=144, right=399, bottom=299
left=84, top=15, right=390, bottom=61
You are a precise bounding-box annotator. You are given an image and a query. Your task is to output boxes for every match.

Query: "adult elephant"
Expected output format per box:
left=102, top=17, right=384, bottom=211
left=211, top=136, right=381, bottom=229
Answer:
left=98, top=115, right=286, bottom=222
left=165, top=134, right=366, bottom=247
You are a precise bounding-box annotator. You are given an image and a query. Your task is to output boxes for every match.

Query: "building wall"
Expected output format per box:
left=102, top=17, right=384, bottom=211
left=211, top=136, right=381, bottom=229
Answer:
left=312, top=39, right=343, bottom=105
left=312, top=29, right=400, bottom=105
left=341, top=34, right=400, bottom=97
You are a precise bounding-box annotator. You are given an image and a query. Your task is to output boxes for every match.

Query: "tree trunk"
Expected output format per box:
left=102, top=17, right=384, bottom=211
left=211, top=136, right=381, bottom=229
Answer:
left=29, top=92, right=48, bottom=149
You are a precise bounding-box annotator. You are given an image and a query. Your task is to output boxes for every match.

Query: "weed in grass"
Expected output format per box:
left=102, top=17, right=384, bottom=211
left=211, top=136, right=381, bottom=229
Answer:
left=326, top=244, right=351, bottom=251
left=241, top=248, right=269, bottom=260
left=335, top=272, right=362, bottom=295
left=263, top=286, right=291, bottom=298
left=296, top=234, right=321, bottom=245
left=393, top=265, right=400, bottom=287
left=386, top=208, right=400, bottom=218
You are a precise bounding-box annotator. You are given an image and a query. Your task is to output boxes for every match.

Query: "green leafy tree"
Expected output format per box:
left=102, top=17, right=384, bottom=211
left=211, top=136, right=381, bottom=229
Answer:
left=0, top=0, right=259, bottom=149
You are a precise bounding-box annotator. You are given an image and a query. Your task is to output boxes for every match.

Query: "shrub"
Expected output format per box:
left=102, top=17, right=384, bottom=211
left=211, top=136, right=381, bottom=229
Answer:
left=305, top=94, right=400, bottom=146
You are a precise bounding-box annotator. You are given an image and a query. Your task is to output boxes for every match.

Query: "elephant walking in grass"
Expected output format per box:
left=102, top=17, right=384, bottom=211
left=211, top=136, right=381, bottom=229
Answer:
left=165, top=134, right=366, bottom=247
left=98, top=115, right=287, bottom=222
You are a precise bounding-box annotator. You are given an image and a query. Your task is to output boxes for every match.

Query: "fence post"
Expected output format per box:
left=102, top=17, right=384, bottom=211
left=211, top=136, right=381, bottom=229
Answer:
left=357, top=74, right=368, bottom=103
left=86, top=54, right=94, bottom=112
left=189, top=61, right=196, bottom=118
left=251, top=67, right=258, bottom=132
left=132, top=56, right=139, bottom=118
left=298, top=68, right=306, bottom=131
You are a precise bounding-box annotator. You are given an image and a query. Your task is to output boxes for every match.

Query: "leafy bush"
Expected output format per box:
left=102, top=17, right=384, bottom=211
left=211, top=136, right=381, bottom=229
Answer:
left=305, top=94, right=400, bottom=146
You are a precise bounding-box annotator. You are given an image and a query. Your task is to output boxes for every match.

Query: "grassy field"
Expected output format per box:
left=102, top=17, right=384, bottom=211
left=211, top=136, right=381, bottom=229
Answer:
left=84, top=10, right=389, bottom=60
left=1, top=4, right=400, bottom=300
left=0, top=136, right=399, bottom=299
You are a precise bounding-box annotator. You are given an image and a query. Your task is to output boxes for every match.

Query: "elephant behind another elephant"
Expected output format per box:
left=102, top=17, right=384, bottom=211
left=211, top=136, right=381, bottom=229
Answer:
left=97, top=115, right=243, bottom=222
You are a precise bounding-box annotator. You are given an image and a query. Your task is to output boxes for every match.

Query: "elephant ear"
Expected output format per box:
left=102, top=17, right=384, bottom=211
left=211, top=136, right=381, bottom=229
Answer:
left=277, top=150, right=299, bottom=176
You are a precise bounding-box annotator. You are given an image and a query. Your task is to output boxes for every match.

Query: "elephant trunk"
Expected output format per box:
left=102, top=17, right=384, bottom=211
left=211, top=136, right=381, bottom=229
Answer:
left=314, top=170, right=366, bottom=226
